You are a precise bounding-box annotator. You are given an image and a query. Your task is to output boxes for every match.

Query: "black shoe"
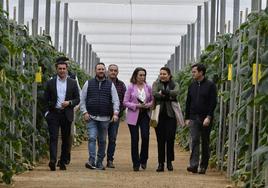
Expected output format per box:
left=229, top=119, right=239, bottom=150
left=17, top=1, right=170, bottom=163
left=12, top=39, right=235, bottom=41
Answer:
left=106, top=160, right=115, bottom=168
left=141, top=163, right=147, bottom=170
left=57, top=160, right=69, bottom=167
left=187, top=166, right=198, bottom=173
left=96, top=162, right=105, bottom=170
left=198, top=168, right=206, bottom=174
left=48, top=162, right=56, bottom=171
left=133, top=166, right=139, bottom=171
left=59, top=163, right=66, bottom=170
left=156, top=163, right=164, bottom=172
left=167, top=162, right=173, bottom=171
left=85, top=162, right=96, bottom=170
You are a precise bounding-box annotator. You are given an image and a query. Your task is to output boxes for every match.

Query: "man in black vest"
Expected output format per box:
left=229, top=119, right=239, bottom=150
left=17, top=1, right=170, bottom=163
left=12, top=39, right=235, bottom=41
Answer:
left=185, top=63, right=217, bottom=174
left=80, top=62, right=119, bottom=170
left=44, top=58, right=80, bottom=171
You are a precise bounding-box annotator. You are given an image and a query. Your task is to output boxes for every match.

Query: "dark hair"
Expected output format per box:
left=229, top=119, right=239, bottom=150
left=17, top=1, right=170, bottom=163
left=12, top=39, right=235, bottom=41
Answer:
left=95, top=62, right=106, bottom=69
left=191, top=63, right=206, bottom=75
left=130, top=67, right=147, bottom=84
left=55, top=56, right=69, bottom=67
left=160, top=67, right=173, bottom=79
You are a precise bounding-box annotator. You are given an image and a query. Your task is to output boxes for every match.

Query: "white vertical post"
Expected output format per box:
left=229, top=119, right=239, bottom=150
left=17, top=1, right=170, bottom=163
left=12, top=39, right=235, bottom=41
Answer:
left=197, top=5, right=201, bottom=58
left=68, top=19, right=73, bottom=58
left=233, top=0, right=240, bottom=33
left=18, top=0, right=24, bottom=24
left=54, top=1, right=60, bottom=50
left=78, top=33, right=82, bottom=65
left=73, top=21, right=78, bottom=62
left=63, top=3, right=68, bottom=54
left=210, top=0, right=216, bottom=43
left=204, top=1, right=209, bottom=48
left=220, top=0, right=226, bottom=34
left=45, top=0, right=51, bottom=35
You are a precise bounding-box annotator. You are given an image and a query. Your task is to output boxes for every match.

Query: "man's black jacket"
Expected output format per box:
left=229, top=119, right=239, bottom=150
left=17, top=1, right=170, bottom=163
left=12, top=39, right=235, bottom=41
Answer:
left=185, top=78, right=217, bottom=120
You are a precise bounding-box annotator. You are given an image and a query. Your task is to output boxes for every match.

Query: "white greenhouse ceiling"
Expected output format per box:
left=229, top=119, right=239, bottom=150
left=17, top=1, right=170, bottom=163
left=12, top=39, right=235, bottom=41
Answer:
left=62, top=0, right=206, bottom=83
left=6, top=0, right=258, bottom=84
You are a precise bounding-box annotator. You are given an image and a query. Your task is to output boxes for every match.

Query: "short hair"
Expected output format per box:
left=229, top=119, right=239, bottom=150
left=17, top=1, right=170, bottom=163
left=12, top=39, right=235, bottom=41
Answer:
left=55, top=56, right=69, bottom=67
left=191, top=63, right=206, bottom=75
left=130, top=67, right=147, bottom=84
left=108, top=64, right=118, bottom=70
left=95, top=62, right=105, bottom=70
left=160, top=67, right=172, bottom=79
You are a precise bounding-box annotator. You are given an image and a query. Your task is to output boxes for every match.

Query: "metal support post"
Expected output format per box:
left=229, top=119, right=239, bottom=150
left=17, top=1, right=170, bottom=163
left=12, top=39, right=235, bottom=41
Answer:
left=33, top=0, right=39, bottom=36
left=18, top=0, right=24, bottom=24
left=54, top=1, right=60, bottom=50
left=191, top=23, right=195, bottom=62
left=220, top=0, right=226, bottom=34
left=233, top=0, right=240, bottom=33
left=184, top=35, right=187, bottom=66
left=32, top=0, right=39, bottom=163
left=88, top=44, right=92, bottom=74
left=251, top=0, right=261, bottom=11
left=78, top=33, right=82, bottom=65
left=68, top=19, right=73, bottom=58
left=45, top=0, right=51, bottom=35
left=204, top=1, right=209, bottom=48
left=177, top=46, right=181, bottom=71
left=181, top=36, right=184, bottom=69
left=63, top=3, right=68, bottom=54
left=187, top=25, right=191, bottom=64
left=82, top=35, right=86, bottom=70
left=197, top=5, right=201, bottom=58
left=73, top=21, right=78, bottom=62
left=85, top=43, right=88, bottom=73
left=210, top=0, right=216, bottom=43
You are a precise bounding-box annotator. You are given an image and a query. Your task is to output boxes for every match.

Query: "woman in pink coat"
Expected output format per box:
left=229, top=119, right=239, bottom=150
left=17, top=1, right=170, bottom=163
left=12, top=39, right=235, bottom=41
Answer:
left=123, top=67, right=153, bottom=171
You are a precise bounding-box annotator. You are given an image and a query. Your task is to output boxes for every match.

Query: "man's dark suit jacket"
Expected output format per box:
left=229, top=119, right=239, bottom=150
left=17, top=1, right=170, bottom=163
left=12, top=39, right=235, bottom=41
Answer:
left=43, top=77, right=80, bottom=122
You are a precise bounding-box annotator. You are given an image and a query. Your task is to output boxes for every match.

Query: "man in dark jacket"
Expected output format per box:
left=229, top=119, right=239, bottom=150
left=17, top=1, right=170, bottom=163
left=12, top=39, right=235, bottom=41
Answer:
left=185, top=63, right=217, bottom=174
left=44, top=58, right=80, bottom=171
left=106, top=64, right=126, bottom=168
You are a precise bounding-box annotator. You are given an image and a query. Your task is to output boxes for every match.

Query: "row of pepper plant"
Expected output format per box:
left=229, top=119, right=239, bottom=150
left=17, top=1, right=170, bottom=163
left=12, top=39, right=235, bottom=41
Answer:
left=175, top=8, right=268, bottom=188
left=0, top=9, right=89, bottom=184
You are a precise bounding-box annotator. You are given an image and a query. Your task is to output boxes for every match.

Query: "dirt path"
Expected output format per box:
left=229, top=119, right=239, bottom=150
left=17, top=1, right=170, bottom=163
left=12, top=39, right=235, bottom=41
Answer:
left=7, top=122, right=229, bottom=188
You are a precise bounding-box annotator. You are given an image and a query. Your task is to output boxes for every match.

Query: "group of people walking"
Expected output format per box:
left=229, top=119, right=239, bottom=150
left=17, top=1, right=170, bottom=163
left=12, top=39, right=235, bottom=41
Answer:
left=43, top=57, right=217, bottom=175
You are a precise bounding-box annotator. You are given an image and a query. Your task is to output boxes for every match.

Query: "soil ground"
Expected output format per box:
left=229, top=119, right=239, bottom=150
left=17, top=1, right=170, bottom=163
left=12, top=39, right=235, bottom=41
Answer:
left=1, top=122, right=230, bottom=188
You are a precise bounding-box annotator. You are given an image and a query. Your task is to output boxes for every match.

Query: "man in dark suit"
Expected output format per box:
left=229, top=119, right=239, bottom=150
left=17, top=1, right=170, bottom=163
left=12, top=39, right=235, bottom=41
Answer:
left=44, top=58, right=80, bottom=171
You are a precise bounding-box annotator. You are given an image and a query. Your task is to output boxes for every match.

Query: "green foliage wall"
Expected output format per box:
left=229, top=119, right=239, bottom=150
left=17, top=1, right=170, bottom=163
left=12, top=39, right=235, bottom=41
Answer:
left=0, top=9, right=90, bottom=184
left=175, top=9, right=268, bottom=188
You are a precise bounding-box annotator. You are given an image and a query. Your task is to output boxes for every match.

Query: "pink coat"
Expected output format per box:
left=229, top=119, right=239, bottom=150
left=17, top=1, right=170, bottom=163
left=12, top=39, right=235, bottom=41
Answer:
left=123, top=83, right=153, bottom=125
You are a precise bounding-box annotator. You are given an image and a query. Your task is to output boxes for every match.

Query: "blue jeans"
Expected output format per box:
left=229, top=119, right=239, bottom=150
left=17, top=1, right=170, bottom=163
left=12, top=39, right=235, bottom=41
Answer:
left=87, top=119, right=109, bottom=164
left=107, top=120, right=120, bottom=162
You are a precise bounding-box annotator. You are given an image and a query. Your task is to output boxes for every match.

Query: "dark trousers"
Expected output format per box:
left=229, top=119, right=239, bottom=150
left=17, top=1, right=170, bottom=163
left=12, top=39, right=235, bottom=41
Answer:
left=107, top=119, right=120, bottom=162
left=189, top=118, right=211, bottom=169
left=128, top=111, right=150, bottom=168
left=46, top=111, right=72, bottom=164
left=155, top=113, right=177, bottom=163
